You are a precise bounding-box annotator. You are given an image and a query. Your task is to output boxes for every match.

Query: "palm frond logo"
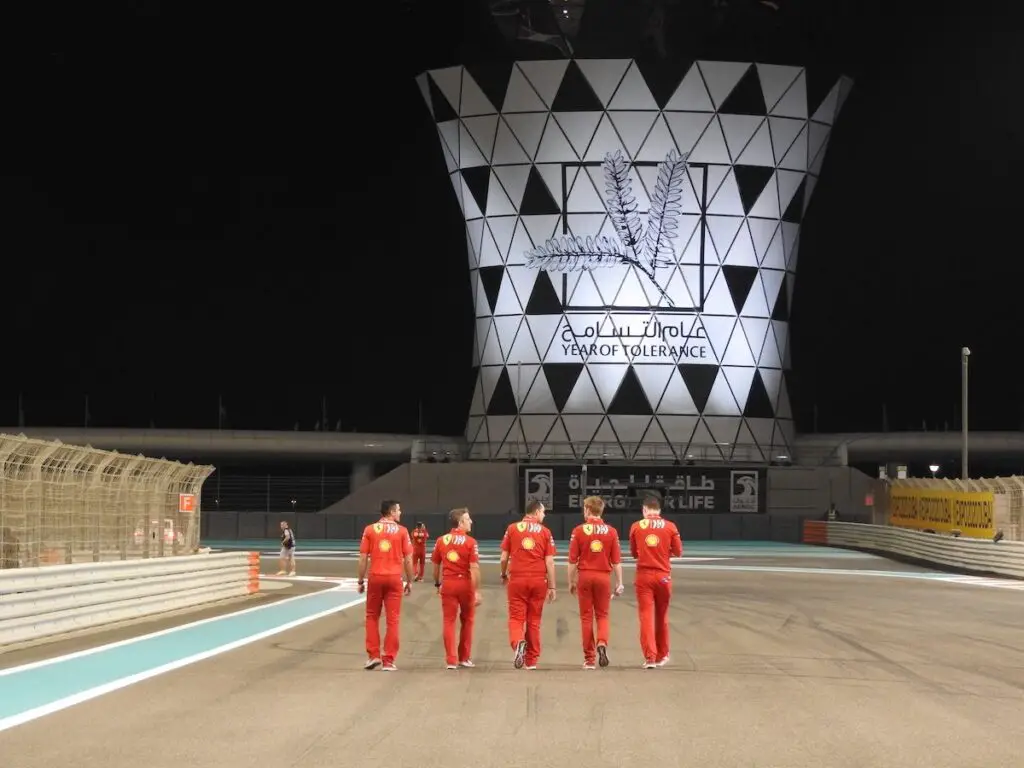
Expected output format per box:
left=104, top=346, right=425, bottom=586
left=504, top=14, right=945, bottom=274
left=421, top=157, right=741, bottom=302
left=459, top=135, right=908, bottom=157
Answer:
left=524, top=148, right=690, bottom=308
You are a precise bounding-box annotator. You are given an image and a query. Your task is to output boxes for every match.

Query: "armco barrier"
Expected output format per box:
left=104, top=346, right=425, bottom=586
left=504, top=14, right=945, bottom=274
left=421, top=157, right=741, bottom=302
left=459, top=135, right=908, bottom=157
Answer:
left=0, top=551, right=256, bottom=647
left=803, top=521, right=1024, bottom=579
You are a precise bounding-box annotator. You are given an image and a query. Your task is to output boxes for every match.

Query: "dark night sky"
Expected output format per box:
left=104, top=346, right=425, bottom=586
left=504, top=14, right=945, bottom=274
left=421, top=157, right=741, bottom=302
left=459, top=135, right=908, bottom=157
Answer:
left=6, top=1, right=1023, bottom=437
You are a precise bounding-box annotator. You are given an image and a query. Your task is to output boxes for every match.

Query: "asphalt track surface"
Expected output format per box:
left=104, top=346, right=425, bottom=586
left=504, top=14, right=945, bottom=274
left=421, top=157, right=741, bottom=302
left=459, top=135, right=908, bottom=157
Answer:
left=3, top=548, right=1024, bottom=767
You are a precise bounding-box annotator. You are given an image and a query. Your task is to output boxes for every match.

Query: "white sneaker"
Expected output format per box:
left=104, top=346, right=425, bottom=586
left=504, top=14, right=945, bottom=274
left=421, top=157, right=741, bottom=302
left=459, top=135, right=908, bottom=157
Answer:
left=582, top=663, right=596, bottom=670
left=459, top=660, right=475, bottom=668
left=524, top=665, right=537, bottom=670
left=364, top=658, right=382, bottom=670
left=288, top=571, right=296, bottom=577
left=382, top=664, right=397, bottom=672
left=446, top=664, right=458, bottom=670
left=657, top=656, right=670, bottom=667
left=513, top=640, right=527, bottom=669
left=643, top=660, right=658, bottom=669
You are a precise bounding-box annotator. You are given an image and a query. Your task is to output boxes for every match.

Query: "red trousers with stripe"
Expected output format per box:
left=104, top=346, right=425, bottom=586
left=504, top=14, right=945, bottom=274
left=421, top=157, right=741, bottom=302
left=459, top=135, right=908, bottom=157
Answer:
left=635, top=569, right=672, bottom=663
left=440, top=577, right=476, bottom=665
left=507, top=576, right=547, bottom=666
left=365, top=575, right=403, bottom=664
left=577, top=570, right=612, bottom=664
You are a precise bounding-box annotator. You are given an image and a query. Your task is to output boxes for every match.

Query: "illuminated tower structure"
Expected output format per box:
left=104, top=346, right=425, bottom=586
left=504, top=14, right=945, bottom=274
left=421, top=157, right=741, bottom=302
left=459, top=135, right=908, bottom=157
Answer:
left=418, top=1, right=851, bottom=462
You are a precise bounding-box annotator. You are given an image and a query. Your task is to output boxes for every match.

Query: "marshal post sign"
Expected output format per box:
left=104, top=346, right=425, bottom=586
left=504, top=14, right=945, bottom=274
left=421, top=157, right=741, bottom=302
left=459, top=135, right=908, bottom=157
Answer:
left=519, top=466, right=767, bottom=515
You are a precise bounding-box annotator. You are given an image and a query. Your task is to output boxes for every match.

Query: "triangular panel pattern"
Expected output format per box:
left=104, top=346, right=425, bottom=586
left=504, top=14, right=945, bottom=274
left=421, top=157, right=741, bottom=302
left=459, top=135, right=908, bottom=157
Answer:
left=423, top=59, right=850, bottom=459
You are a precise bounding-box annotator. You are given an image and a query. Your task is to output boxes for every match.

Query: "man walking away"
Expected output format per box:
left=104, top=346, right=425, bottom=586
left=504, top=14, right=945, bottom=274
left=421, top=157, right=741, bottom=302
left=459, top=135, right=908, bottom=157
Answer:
left=412, top=522, right=430, bottom=581
left=568, top=496, right=624, bottom=670
left=432, top=508, right=482, bottom=670
left=500, top=500, right=556, bottom=670
left=277, top=521, right=296, bottom=576
left=357, top=500, right=414, bottom=671
left=628, top=496, right=682, bottom=669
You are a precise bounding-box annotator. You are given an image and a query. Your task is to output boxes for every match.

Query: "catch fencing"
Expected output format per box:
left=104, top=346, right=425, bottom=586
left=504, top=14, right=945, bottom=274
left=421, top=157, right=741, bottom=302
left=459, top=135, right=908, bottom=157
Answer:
left=0, top=433, right=215, bottom=568
left=888, top=476, right=1024, bottom=541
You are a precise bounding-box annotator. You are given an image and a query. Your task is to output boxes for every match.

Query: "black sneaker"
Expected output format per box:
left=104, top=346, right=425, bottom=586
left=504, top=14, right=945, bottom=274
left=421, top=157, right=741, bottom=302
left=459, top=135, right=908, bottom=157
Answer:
left=597, top=645, right=609, bottom=668
left=513, top=640, right=527, bottom=669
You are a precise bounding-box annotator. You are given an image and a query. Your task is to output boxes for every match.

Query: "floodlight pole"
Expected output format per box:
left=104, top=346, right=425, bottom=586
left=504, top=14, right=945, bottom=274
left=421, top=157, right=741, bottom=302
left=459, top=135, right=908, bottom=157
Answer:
left=961, top=346, right=970, bottom=480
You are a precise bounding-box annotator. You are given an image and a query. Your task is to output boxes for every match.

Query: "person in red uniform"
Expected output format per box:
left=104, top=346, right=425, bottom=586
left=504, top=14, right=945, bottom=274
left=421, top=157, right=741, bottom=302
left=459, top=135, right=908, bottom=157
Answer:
left=411, top=522, right=430, bottom=581
left=628, top=495, right=682, bottom=668
left=357, top=499, right=414, bottom=671
left=567, top=495, right=624, bottom=670
left=500, top=500, right=556, bottom=670
left=431, top=507, right=482, bottom=670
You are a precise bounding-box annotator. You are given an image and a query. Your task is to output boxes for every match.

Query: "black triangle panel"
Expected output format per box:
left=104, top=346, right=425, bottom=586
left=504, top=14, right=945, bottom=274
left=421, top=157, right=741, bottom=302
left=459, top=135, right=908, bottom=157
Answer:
left=732, top=166, right=774, bottom=214
left=771, top=274, right=790, bottom=321
left=465, top=60, right=515, bottom=112
left=525, top=272, right=563, bottom=314
left=478, top=266, right=505, bottom=314
left=543, top=363, right=585, bottom=412
left=721, top=265, right=758, bottom=314
left=461, top=167, right=491, bottom=214
left=607, top=367, right=653, bottom=415
left=781, top=177, right=807, bottom=223
left=806, top=67, right=840, bottom=120
left=520, top=167, right=560, bottom=215
left=487, top=367, right=519, bottom=416
left=743, top=372, right=775, bottom=419
left=635, top=56, right=693, bottom=110
left=679, top=364, right=718, bottom=413
left=551, top=59, right=605, bottom=112
left=427, top=76, right=458, bottom=123
left=719, top=66, right=767, bottom=116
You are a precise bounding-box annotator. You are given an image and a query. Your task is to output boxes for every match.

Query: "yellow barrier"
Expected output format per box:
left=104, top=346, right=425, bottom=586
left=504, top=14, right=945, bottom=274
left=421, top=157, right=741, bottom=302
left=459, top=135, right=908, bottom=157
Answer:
left=888, top=487, right=995, bottom=538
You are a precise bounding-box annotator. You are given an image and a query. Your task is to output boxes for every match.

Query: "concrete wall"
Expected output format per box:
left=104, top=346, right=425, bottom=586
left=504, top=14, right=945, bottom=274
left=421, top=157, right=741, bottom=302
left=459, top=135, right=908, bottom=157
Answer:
left=201, top=510, right=819, bottom=543
left=767, top=465, right=879, bottom=522
left=319, top=462, right=520, bottom=517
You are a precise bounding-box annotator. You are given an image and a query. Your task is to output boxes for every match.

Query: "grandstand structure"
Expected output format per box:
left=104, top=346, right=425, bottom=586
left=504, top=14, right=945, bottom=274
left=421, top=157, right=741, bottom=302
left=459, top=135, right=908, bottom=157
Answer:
left=0, top=433, right=213, bottom=569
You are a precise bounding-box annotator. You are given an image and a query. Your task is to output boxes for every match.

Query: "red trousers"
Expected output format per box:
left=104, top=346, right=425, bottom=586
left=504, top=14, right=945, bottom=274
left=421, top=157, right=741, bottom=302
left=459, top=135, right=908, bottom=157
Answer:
left=365, top=575, right=404, bottom=664
left=635, top=569, right=672, bottom=663
left=440, top=577, right=476, bottom=665
left=507, top=576, right=547, bottom=666
left=413, top=548, right=426, bottom=579
left=577, top=570, right=611, bottom=664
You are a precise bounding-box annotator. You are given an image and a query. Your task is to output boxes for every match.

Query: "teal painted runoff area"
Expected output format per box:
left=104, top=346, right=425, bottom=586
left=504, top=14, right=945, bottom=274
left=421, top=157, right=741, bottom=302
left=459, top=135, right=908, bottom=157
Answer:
left=0, top=590, right=363, bottom=724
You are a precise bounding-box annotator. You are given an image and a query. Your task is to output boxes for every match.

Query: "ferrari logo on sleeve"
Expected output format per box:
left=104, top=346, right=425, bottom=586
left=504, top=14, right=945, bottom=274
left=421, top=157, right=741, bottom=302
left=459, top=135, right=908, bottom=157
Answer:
left=521, top=537, right=535, bottom=550
left=442, top=534, right=452, bottom=545
left=446, top=550, right=460, bottom=562
left=379, top=540, right=392, bottom=552
left=373, top=523, right=383, bottom=534
left=645, top=534, right=659, bottom=547
left=590, top=540, right=604, bottom=553
left=582, top=524, right=593, bottom=536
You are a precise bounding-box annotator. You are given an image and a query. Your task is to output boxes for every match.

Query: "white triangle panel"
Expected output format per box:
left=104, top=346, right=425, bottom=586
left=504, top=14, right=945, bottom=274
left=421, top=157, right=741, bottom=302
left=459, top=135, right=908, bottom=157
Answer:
left=468, top=375, right=487, bottom=416
left=485, top=416, right=518, bottom=456
left=770, top=71, right=808, bottom=120
left=522, top=370, right=557, bottom=413
left=776, top=380, right=793, bottom=419
left=707, top=169, right=745, bottom=215
left=724, top=221, right=758, bottom=266
left=562, top=368, right=603, bottom=413
left=688, top=116, right=731, bottom=164
left=492, top=118, right=531, bottom=165
left=577, top=59, right=631, bottom=107
left=459, top=71, right=495, bottom=117
left=480, top=321, right=504, bottom=365
left=781, top=221, right=800, bottom=270
left=633, top=364, right=674, bottom=412
left=656, top=415, right=699, bottom=446
left=696, top=61, right=750, bottom=109
left=704, top=372, right=740, bottom=416
left=509, top=364, right=540, bottom=408
left=662, top=267, right=699, bottom=309
left=474, top=315, right=491, bottom=361
left=746, top=417, right=776, bottom=452
left=609, top=415, right=653, bottom=450
left=517, top=60, right=570, bottom=108
left=703, top=165, right=730, bottom=204
left=584, top=114, right=629, bottom=161
left=662, top=112, right=714, bottom=156
left=689, top=419, right=720, bottom=456
left=475, top=224, right=502, bottom=267
left=521, top=414, right=557, bottom=451
left=485, top=176, right=516, bottom=217
left=768, top=117, right=803, bottom=165
left=811, top=82, right=841, bottom=125
left=486, top=217, right=516, bottom=263
left=703, top=269, right=735, bottom=316
left=735, top=120, right=775, bottom=167
left=459, top=123, right=488, bottom=168
left=760, top=269, right=785, bottom=317
left=520, top=214, right=561, bottom=247
left=536, top=118, right=577, bottom=163
left=562, top=414, right=600, bottom=445
left=635, top=115, right=678, bottom=162
left=746, top=218, right=776, bottom=263
left=756, top=64, right=800, bottom=112
left=704, top=415, right=742, bottom=445
left=659, top=367, right=700, bottom=415
left=589, top=418, right=624, bottom=458
left=460, top=177, right=483, bottom=219
left=779, top=125, right=808, bottom=172
left=733, top=421, right=765, bottom=461
left=525, top=315, right=564, bottom=359
left=538, top=418, right=571, bottom=459
left=758, top=323, right=782, bottom=369
left=493, top=272, right=523, bottom=315
left=722, top=324, right=756, bottom=367
left=465, top=415, right=484, bottom=444
left=493, top=315, right=522, bottom=361
left=759, top=369, right=783, bottom=410
left=748, top=174, right=780, bottom=218
left=588, top=363, right=629, bottom=409
left=700, top=315, right=735, bottom=365
left=719, top=115, right=763, bottom=163
left=465, top=217, right=485, bottom=265
left=665, top=65, right=714, bottom=112
left=553, top=111, right=602, bottom=159
left=739, top=317, right=770, bottom=365
left=608, top=63, right=658, bottom=110
left=428, top=67, right=462, bottom=115
left=436, top=123, right=459, bottom=172
left=504, top=113, right=548, bottom=160
left=722, top=366, right=755, bottom=411
left=608, top=111, right=659, bottom=159
left=705, top=215, right=743, bottom=261
left=507, top=218, right=535, bottom=265
left=740, top=273, right=771, bottom=318
left=508, top=313, right=540, bottom=363
left=463, top=115, right=498, bottom=161
left=808, top=122, right=830, bottom=169
left=475, top=275, right=495, bottom=319
left=503, top=263, right=536, bottom=306
left=480, top=366, right=503, bottom=409
left=566, top=171, right=604, bottom=212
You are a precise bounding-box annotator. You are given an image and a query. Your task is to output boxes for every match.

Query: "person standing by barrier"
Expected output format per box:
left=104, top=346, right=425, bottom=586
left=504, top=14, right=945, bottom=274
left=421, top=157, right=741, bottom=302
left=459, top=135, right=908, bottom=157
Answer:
left=357, top=500, right=414, bottom=671
left=432, top=508, right=481, bottom=670
left=500, top=500, right=556, bottom=670
left=277, top=520, right=296, bottom=577
left=628, top=496, right=682, bottom=669
left=411, top=522, right=430, bottom=581
left=568, top=496, right=624, bottom=669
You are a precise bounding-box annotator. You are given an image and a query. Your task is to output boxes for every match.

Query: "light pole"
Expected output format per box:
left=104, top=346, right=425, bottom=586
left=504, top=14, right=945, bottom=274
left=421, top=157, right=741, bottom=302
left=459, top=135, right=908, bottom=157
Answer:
left=929, top=464, right=939, bottom=478
left=961, top=346, right=970, bottom=480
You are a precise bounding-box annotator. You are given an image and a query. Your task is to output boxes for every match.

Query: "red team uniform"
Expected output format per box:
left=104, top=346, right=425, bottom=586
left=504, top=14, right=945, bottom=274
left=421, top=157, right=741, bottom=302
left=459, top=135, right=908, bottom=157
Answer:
left=432, top=528, right=480, bottom=667
left=568, top=516, right=622, bottom=667
left=501, top=512, right=556, bottom=668
left=359, top=518, right=413, bottom=669
left=411, top=525, right=429, bottom=581
left=629, top=510, right=682, bottom=667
